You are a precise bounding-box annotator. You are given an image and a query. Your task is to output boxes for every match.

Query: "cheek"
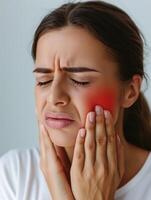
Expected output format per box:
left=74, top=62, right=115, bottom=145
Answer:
left=85, top=87, right=118, bottom=115
left=35, top=88, right=46, bottom=116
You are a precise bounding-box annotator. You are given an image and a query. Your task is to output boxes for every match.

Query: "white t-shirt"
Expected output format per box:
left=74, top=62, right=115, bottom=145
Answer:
left=0, top=147, right=151, bottom=200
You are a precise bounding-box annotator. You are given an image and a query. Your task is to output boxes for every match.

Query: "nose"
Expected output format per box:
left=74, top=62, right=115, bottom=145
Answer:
left=46, top=76, right=70, bottom=107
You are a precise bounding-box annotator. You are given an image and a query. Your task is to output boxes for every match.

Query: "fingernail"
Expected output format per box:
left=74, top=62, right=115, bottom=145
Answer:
left=104, top=110, right=109, bottom=118
left=80, top=128, right=85, bottom=137
left=95, top=105, right=103, bottom=115
left=89, top=112, right=95, bottom=123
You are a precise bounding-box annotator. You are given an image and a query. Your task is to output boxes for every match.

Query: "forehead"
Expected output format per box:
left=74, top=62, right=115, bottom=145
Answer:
left=35, top=25, right=116, bottom=70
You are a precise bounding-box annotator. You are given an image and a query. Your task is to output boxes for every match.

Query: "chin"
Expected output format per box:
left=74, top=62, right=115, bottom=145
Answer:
left=47, top=128, right=77, bottom=147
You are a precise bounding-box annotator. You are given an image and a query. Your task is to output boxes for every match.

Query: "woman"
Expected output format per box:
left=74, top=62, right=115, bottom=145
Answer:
left=0, top=1, right=151, bottom=199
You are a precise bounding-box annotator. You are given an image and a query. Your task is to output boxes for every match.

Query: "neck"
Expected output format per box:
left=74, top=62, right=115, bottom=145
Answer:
left=64, top=146, right=74, bottom=163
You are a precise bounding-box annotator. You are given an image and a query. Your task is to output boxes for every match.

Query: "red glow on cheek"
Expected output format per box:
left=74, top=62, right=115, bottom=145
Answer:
left=86, top=87, right=117, bottom=114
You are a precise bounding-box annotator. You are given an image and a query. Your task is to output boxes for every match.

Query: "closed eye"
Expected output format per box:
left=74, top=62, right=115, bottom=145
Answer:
left=37, top=79, right=89, bottom=87
left=37, top=80, right=52, bottom=86
left=70, top=79, right=89, bottom=86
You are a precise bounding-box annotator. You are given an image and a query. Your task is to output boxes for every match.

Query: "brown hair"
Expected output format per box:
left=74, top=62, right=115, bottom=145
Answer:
left=31, top=1, right=151, bottom=150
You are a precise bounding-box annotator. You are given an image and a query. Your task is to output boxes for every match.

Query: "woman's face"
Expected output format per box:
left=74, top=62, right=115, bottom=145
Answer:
left=33, top=26, right=122, bottom=147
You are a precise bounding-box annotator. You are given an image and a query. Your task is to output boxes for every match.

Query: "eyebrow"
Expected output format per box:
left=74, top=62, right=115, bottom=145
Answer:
left=32, top=66, right=101, bottom=74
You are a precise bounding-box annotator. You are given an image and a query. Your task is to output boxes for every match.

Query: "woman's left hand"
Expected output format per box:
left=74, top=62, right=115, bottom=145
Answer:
left=70, top=105, right=125, bottom=200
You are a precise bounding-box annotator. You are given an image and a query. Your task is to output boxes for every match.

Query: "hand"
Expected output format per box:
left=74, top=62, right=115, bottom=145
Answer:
left=39, top=122, right=74, bottom=200
left=70, top=105, right=125, bottom=200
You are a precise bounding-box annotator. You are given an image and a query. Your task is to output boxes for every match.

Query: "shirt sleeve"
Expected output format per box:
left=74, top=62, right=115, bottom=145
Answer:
left=0, top=150, right=18, bottom=200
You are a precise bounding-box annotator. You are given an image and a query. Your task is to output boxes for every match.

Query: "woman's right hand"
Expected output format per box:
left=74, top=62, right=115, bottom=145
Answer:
left=39, top=122, right=74, bottom=200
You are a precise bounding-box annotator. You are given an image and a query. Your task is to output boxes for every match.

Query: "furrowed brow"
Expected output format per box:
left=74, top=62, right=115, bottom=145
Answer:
left=32, top=66, right=101, bottom=73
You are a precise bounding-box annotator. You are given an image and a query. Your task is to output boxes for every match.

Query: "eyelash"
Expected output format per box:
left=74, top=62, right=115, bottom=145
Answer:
left=37, top=79, right=89, bottom=87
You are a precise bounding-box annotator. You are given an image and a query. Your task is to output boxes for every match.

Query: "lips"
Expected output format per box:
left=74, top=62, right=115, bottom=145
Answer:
left=45, top=112, right=74, bottom=120
left=44, top=112, right=74, bottom=129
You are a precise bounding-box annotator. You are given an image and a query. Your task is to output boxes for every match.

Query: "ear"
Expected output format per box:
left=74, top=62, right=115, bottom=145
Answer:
left=121, top=75, right=142, bottom=108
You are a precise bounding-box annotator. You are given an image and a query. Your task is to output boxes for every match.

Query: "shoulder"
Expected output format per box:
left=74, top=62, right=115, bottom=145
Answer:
left=0, top=147, right=40, bottom=199
left=0, top=147, right=40, bottom=178
left=0, top=147, right=40, bottom=166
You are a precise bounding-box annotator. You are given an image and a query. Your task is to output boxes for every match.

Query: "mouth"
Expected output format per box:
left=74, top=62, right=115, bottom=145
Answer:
left=44, top=112, right=75, bottom=129
left=45, top=117, right=74, bottom=129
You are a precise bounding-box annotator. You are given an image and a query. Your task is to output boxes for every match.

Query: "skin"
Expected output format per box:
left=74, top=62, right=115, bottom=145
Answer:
left=33, top=25, right=150, bottom=199
left=39, top=106, right=124, bottom=200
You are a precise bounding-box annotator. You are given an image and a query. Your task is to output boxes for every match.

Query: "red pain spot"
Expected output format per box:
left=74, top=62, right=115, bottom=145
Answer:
left=87, top=88, right=117, bottom=114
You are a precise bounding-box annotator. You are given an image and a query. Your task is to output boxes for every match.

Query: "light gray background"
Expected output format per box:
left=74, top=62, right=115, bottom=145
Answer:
left=0, top=0, right=151, bottom=156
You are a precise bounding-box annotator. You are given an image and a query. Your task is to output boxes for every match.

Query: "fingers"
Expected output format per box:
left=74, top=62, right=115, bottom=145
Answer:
left=116, top=134, right=125, bottom=179
left=104, top=111, right=117, bottom=175
left=73, top=107, right=119, bottom=174
left=95, top=106, right=108, bottom=169
left=72, top=111, right=100, bottom=174
left=84, top=112, right=96, bottom=169
left=39, top=124, right=62, bottom=172
left=72, top=128, right=86, bottom=173
left=39, top=124, right=74, bottom=199
left=39, top=124, right=45, bottom=159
